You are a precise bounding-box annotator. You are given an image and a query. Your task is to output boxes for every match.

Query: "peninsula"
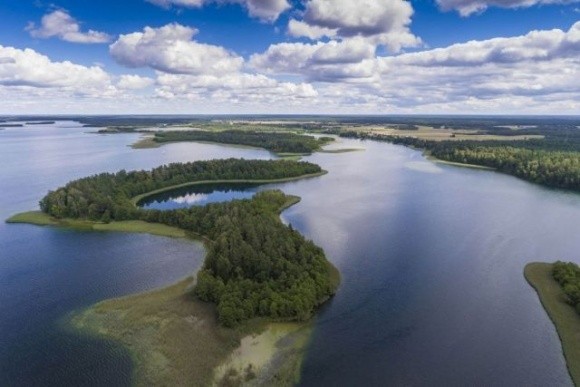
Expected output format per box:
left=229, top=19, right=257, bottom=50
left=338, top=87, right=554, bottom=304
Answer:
left=525, top=262, right=580, bottom=385
left=8, top=158, right=339, bottom=385
left=132, top=129, right=334, bottom=157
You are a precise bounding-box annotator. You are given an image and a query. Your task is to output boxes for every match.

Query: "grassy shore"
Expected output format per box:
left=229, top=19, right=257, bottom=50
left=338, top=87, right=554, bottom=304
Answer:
left=319, top=148, right=365, bottom=154
left=71, top=278, right=313, bottom=386
left=424, top=154, right=496, bottom=171
left=524, top=262, right=580, bottom=385
left=131, top=136, right=159, bottom=149
left=6, top=211, right=187, bottom=238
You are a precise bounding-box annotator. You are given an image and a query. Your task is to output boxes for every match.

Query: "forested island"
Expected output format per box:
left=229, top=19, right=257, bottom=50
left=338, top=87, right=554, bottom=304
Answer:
left=36, top=158, right=337, bottom=325
left=9, top=158, right=338, bottom=384
left=135, top=130, right=334, bottom=155
left=340, top=131, right=580, bottom=193
left=525, top=262, right=580, bottom=385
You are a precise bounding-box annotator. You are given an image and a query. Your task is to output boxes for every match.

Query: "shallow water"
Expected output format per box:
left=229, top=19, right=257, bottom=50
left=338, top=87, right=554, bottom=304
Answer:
left=0, top=123, right=576, bottom=386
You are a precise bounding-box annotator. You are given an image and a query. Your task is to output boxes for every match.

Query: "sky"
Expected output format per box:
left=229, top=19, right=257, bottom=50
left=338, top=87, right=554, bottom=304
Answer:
left=0, top=0, right=578, bottom=114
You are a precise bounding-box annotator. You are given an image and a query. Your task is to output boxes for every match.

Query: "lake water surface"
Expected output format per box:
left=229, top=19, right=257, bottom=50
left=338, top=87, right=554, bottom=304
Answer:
left=0, top=122, right=577, bottom=386
left=140, top=183, right=264, bottom=210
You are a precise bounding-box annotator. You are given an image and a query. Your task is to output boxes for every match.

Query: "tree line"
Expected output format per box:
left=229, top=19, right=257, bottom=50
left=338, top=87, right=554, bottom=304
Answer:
left=153, top=130, right=334, bottom=154
left=39, top=159, right=338, bottom=326
left=40, top=158, right=322, bottom=222
left=553, top=261, right=580, bottom=315
left=340, top=131, right=580, bottom=193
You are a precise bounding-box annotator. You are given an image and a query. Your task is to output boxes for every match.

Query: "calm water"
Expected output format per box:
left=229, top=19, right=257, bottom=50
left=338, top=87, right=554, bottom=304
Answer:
left=0, top=122, right=577, bottom=386
left=140, top=183, right=264, bottom=210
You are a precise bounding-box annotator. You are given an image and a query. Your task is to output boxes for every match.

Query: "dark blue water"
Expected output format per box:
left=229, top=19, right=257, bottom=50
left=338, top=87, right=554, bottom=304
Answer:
left=0, top=122, right=576, bottom=386
left=140, top=183, right=264, bottom=210
left=0, top=122, right=271, bottom=386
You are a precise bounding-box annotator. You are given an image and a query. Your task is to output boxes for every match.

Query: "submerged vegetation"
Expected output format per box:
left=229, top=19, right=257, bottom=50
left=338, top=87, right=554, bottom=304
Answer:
left=35, top=159, right=338, bottom=326
left=525, top=263, right=580, bottom=385
left=151, top=130, right=334, bottom=154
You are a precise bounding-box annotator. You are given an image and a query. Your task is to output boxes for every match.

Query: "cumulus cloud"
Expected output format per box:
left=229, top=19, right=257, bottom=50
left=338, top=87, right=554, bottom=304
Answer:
left=110, top=23, right=243, bottom=75
left=146, top=0, right=290, bottom=22
left=109, top=23, right=319, bottom=108
left=26, top=9, right=111, bottom=44
left=155, top=73, right=317, bottom=103
left=288, top=0, right=421, bottom=52
left=252, top=22, right=580, bottom=112
left=0, top=45, right=114, bottom=95
left=436, top=0, right=580, bottom=16
left=117, top=75, right=155, bottom=90
left=250, top=38, right=377, bottom=80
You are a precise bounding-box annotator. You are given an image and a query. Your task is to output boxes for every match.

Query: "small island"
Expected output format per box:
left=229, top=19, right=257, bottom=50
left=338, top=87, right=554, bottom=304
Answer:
left=524, top=262, right=580, bottom=385
left=132, top=129, right=334, bottom=156
left=8, top=158, right=339, bottom=385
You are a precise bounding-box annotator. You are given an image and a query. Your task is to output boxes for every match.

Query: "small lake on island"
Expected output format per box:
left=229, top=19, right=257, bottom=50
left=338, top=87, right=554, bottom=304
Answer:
left=139, top=183, right=265, bottom=210
left=0, top=121, right=578, bottom=386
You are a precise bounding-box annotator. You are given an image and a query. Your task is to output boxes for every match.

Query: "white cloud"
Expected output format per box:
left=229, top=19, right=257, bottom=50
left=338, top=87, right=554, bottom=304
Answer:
left=288, top=0, right=421, bottom=52
left=146, top=0, right=290, bottom=22
left=155, top=72, right=317, bottom=103
left=250, top=39, right=377, bottom=80
left=110, top=24, right=243, bottom=75
left=2, top=21, right=579, bottom=114
left=26, top=9, right=111, bottom=44
left=252, top=22, right=580, bottom=112
left=117, top=75, right=155, bottom=90
left=0, top=45, right=114, bottom=95
left=436, top=0, right=580, bottom=16
left=287, top=19, right=337, bottom=40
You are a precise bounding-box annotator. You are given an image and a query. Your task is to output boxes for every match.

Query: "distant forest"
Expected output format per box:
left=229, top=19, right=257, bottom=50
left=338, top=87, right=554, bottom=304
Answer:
left=341, top=130, right=580, bottom=192
left=152, top=130, right=334, bottom=154
left=39, top=159, right=338, bottom=326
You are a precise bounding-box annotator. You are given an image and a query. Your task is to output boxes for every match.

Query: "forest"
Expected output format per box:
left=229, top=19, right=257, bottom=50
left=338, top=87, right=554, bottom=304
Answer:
left=38, top=159, right=337, bottom=326
left=39, top=158, right=322, bottom=221
left=553, top=261, right=580, bottom=315
left=152, top=130, right=334, bottom=154
left=341, top=131, right=580, bottom=192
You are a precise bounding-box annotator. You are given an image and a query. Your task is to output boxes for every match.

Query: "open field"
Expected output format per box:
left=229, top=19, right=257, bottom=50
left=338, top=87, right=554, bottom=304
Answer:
left=524, top=263, right=580, bottom=386
left=342, top=125, right=545, bottom=142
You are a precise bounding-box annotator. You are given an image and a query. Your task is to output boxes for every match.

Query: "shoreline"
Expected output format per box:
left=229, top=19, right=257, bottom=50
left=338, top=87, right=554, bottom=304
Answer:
left=130, top=134, right=336, bottom=158
left=423, top=152, right=496, bottom=171
left=524, top=262, right=580, bottom=386
left=69, top=277, right=314, bottom=386
left=7, top=176, right=336, bottom=386
left=5, top=172, right=328, bottom=226
left=130, top=172, right=327, bottom=206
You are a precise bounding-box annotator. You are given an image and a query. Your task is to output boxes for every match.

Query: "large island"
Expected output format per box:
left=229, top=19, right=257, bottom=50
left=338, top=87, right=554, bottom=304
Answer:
left=8, top=158, right=340, bottom=385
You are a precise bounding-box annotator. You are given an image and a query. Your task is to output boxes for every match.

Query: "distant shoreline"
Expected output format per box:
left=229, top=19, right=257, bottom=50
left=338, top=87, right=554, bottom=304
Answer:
left=524, top=262, right=580, bottom=386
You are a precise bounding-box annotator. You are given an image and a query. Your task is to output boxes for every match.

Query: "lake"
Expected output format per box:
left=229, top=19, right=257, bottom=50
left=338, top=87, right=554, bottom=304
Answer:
left=139, top=183, right=265, bottom=210
left=0, top=122, right=576, bottom=386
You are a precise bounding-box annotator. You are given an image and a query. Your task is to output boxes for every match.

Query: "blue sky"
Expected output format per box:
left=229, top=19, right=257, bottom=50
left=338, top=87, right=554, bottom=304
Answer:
left=0, top=0, right=578, bottom=114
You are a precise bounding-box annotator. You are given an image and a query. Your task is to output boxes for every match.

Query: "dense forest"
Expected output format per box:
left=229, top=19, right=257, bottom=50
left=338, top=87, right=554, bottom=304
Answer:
left=39, top=159, right=337, bottom=326
left=40, top=158, right=322, bottom=222
left=341, top=131, right=580, bottom=192
left=152, top=130, right=333, bottom=154
left=553, top=261, right=580, bottom=315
